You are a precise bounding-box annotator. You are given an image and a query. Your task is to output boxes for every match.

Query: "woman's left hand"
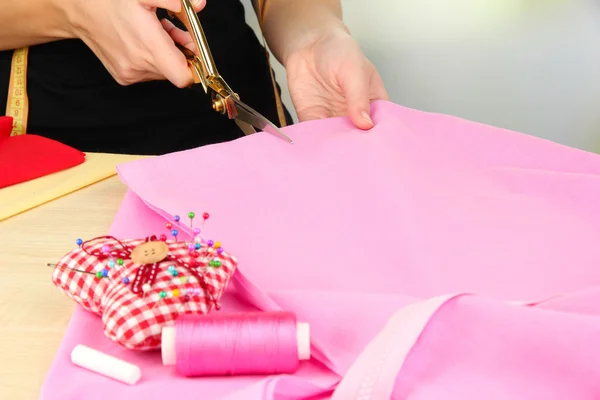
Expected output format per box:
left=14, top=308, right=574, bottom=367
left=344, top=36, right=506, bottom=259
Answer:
left=285, top=29, right=389, bottom=130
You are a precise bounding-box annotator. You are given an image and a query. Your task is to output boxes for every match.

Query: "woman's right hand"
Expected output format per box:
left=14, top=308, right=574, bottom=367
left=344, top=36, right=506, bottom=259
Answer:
left=65, top=0, right=205, bottom=88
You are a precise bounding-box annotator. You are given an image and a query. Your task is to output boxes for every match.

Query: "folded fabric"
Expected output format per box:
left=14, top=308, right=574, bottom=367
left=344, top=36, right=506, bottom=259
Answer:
left=0, top=152, right=145, bottom=221
left=40, top=101, right=600, bottom=399
left=0, top=116, right=86, bottom=188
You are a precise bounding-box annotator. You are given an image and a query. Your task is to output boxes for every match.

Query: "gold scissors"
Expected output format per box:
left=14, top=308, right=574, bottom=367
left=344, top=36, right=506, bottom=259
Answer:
left=169, top=0, right=293, bottom=144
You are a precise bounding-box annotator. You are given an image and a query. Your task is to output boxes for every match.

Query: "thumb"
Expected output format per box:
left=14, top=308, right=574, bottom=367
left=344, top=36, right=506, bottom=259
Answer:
left=137, top=0, right=206, bottom=12
left=339, top=64, right=374, bottom=130
left=191, top=0, right=207, bottom=12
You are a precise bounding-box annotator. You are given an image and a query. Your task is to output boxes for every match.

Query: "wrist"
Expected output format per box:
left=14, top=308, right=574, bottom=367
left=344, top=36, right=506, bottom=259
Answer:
left=281, top=24, right=350, bottom=67
left=52, top=0, right=82, bottom=40
left=260, top=0, right=349, bottom=66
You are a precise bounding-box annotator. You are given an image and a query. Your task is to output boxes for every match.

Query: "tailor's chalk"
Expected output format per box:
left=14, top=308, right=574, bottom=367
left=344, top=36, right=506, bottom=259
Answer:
left=70, top=344, right=142, bottom=385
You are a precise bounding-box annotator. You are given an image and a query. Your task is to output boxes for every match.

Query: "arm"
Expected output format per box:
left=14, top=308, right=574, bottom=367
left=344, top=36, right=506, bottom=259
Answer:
left=254, top=0, right=349, bottom=67
left=0, top=0, right=74, bottom=50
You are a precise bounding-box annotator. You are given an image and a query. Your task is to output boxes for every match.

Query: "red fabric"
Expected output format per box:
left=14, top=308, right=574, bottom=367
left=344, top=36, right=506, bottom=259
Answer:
left=0, top=116, right=85, bottom=188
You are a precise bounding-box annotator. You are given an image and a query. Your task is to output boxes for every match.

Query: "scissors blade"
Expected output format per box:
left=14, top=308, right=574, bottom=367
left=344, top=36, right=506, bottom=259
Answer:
left=231, top=97, right=294, bottom=144
left=234, top=118, right=257, bottom=136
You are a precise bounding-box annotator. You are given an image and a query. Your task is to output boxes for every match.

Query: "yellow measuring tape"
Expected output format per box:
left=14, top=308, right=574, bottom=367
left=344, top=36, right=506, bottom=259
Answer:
left=5, top=47, right=29, bottom=136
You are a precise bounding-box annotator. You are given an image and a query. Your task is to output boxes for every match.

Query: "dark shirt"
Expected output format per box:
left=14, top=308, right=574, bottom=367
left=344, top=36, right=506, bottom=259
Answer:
left=0, top=0, right=290, bottom=155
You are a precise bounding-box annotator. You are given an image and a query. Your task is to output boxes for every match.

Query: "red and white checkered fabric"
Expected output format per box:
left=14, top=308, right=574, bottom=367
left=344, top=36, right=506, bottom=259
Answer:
left=52, top=236, right=237, bottom=351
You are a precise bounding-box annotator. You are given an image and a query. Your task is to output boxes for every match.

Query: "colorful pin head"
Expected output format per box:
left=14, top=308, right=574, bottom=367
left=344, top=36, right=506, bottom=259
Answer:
left=76, top=238, right=83, bottom=247
left=173, top=215, right=180, bottom=222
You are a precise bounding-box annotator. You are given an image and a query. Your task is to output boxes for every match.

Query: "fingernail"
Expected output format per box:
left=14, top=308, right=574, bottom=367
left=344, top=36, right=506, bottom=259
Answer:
left=193, top=0, right=204, bottom=6
left=362, top=111, right=373, bottom=126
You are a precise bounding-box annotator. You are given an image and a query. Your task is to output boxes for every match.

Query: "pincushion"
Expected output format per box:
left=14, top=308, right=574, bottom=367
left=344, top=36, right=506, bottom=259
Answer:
left=52, top=235, right=237, bottom=350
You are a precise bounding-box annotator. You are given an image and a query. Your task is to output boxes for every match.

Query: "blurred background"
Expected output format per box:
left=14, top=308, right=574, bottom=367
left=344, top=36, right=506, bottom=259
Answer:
left=241, top=0, right=600, bottom=152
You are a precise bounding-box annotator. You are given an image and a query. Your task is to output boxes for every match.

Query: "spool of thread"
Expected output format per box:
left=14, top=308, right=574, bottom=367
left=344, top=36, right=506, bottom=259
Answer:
left=161, top=311, right=311, bottom=377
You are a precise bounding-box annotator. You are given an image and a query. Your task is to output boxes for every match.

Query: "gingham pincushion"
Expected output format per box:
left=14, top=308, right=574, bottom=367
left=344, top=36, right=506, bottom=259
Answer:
left=51, top=235, right=237, bottom=350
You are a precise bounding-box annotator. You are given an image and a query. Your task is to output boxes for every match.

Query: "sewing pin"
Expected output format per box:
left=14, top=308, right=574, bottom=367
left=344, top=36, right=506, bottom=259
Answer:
left=142, top=283, right=152, bottom=299
left=171, top=229, right=179, bottom=243
left=202, top=240, right=214, bottom=262
left=168, top=265, right=179, bottom=283
left=165, top=222, right=173, bottom=241
left=151, top=290, right=168, bottom=310
left=175, top=294, right=191, bottom=313
left=202, top=212, right=209, bottom=228
left=102, top=244, right=116, bottom=268
left=76, top=238, right=83, bottom=249
left=188, top=211, right=195, bottom=230
left=47, top=263, right=97, bottom=275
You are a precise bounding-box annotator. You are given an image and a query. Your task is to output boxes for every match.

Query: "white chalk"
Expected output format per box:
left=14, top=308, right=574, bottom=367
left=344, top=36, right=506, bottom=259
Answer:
left=70, top=344, right=142, bottom=385
left=161, top=326, right=177, bottom=366
left=296, top=322, right=311, bottom=360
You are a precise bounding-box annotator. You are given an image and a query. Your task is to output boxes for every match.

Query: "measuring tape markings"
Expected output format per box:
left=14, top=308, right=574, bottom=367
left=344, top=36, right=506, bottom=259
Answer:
left=5, top=47, right=29, bottom=136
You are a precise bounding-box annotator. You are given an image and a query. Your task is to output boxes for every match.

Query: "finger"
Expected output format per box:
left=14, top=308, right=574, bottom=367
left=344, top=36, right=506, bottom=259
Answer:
left=138, top=0, right=181, bottom=11
left=369, top=71, right=390, bottom=101
left=339, top=63, right=374, bottom=130
left=146, top=18, right=194, bottom=88
left=138, top=0, right=206, bottom=12
left=160, top=19, right=196, bottom=51
left=191, top=0, right=207, bottom=12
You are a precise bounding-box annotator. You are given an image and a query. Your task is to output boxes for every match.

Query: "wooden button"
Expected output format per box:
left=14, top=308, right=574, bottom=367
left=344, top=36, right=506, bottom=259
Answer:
left=130, top=241, right=169, bottom=264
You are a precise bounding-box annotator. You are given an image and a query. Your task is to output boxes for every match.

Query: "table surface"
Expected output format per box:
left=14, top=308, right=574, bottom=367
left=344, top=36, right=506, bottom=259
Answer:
left=0, top=176, right=127, bottom=400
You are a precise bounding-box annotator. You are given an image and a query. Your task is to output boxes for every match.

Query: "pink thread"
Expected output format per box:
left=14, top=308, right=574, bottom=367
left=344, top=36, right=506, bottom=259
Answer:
left=175, top=311, right=300, bottom=377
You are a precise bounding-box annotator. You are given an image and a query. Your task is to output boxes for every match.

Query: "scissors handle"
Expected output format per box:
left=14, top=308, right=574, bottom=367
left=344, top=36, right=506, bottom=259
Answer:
left=171, top=0, right=217, bottom=80
left=169, top=0, right=294, bottom=144
left=171, top=1, right=239, bottom=118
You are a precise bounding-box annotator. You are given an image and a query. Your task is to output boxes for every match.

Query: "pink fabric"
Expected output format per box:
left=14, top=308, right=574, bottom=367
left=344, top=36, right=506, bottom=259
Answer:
left=40, top=101, right=600, bottom=399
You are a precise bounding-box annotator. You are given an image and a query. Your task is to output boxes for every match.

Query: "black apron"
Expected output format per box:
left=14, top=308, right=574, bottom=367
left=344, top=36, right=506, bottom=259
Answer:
left=0, top=0, right=291, bottom=155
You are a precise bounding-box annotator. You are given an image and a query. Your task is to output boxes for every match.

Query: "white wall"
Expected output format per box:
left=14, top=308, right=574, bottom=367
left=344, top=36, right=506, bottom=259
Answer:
left=242, top=0, right=600, bottom=152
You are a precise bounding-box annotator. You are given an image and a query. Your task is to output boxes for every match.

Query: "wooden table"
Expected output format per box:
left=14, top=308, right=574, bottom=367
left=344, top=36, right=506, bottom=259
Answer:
left=0, top=176, right=127, bottom=400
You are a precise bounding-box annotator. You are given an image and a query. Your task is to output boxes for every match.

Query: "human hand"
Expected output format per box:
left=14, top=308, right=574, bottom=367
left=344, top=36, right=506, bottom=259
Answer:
left=66, top=0, right=205, bottom=87
left=285, top=29, right=389, bottom=130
